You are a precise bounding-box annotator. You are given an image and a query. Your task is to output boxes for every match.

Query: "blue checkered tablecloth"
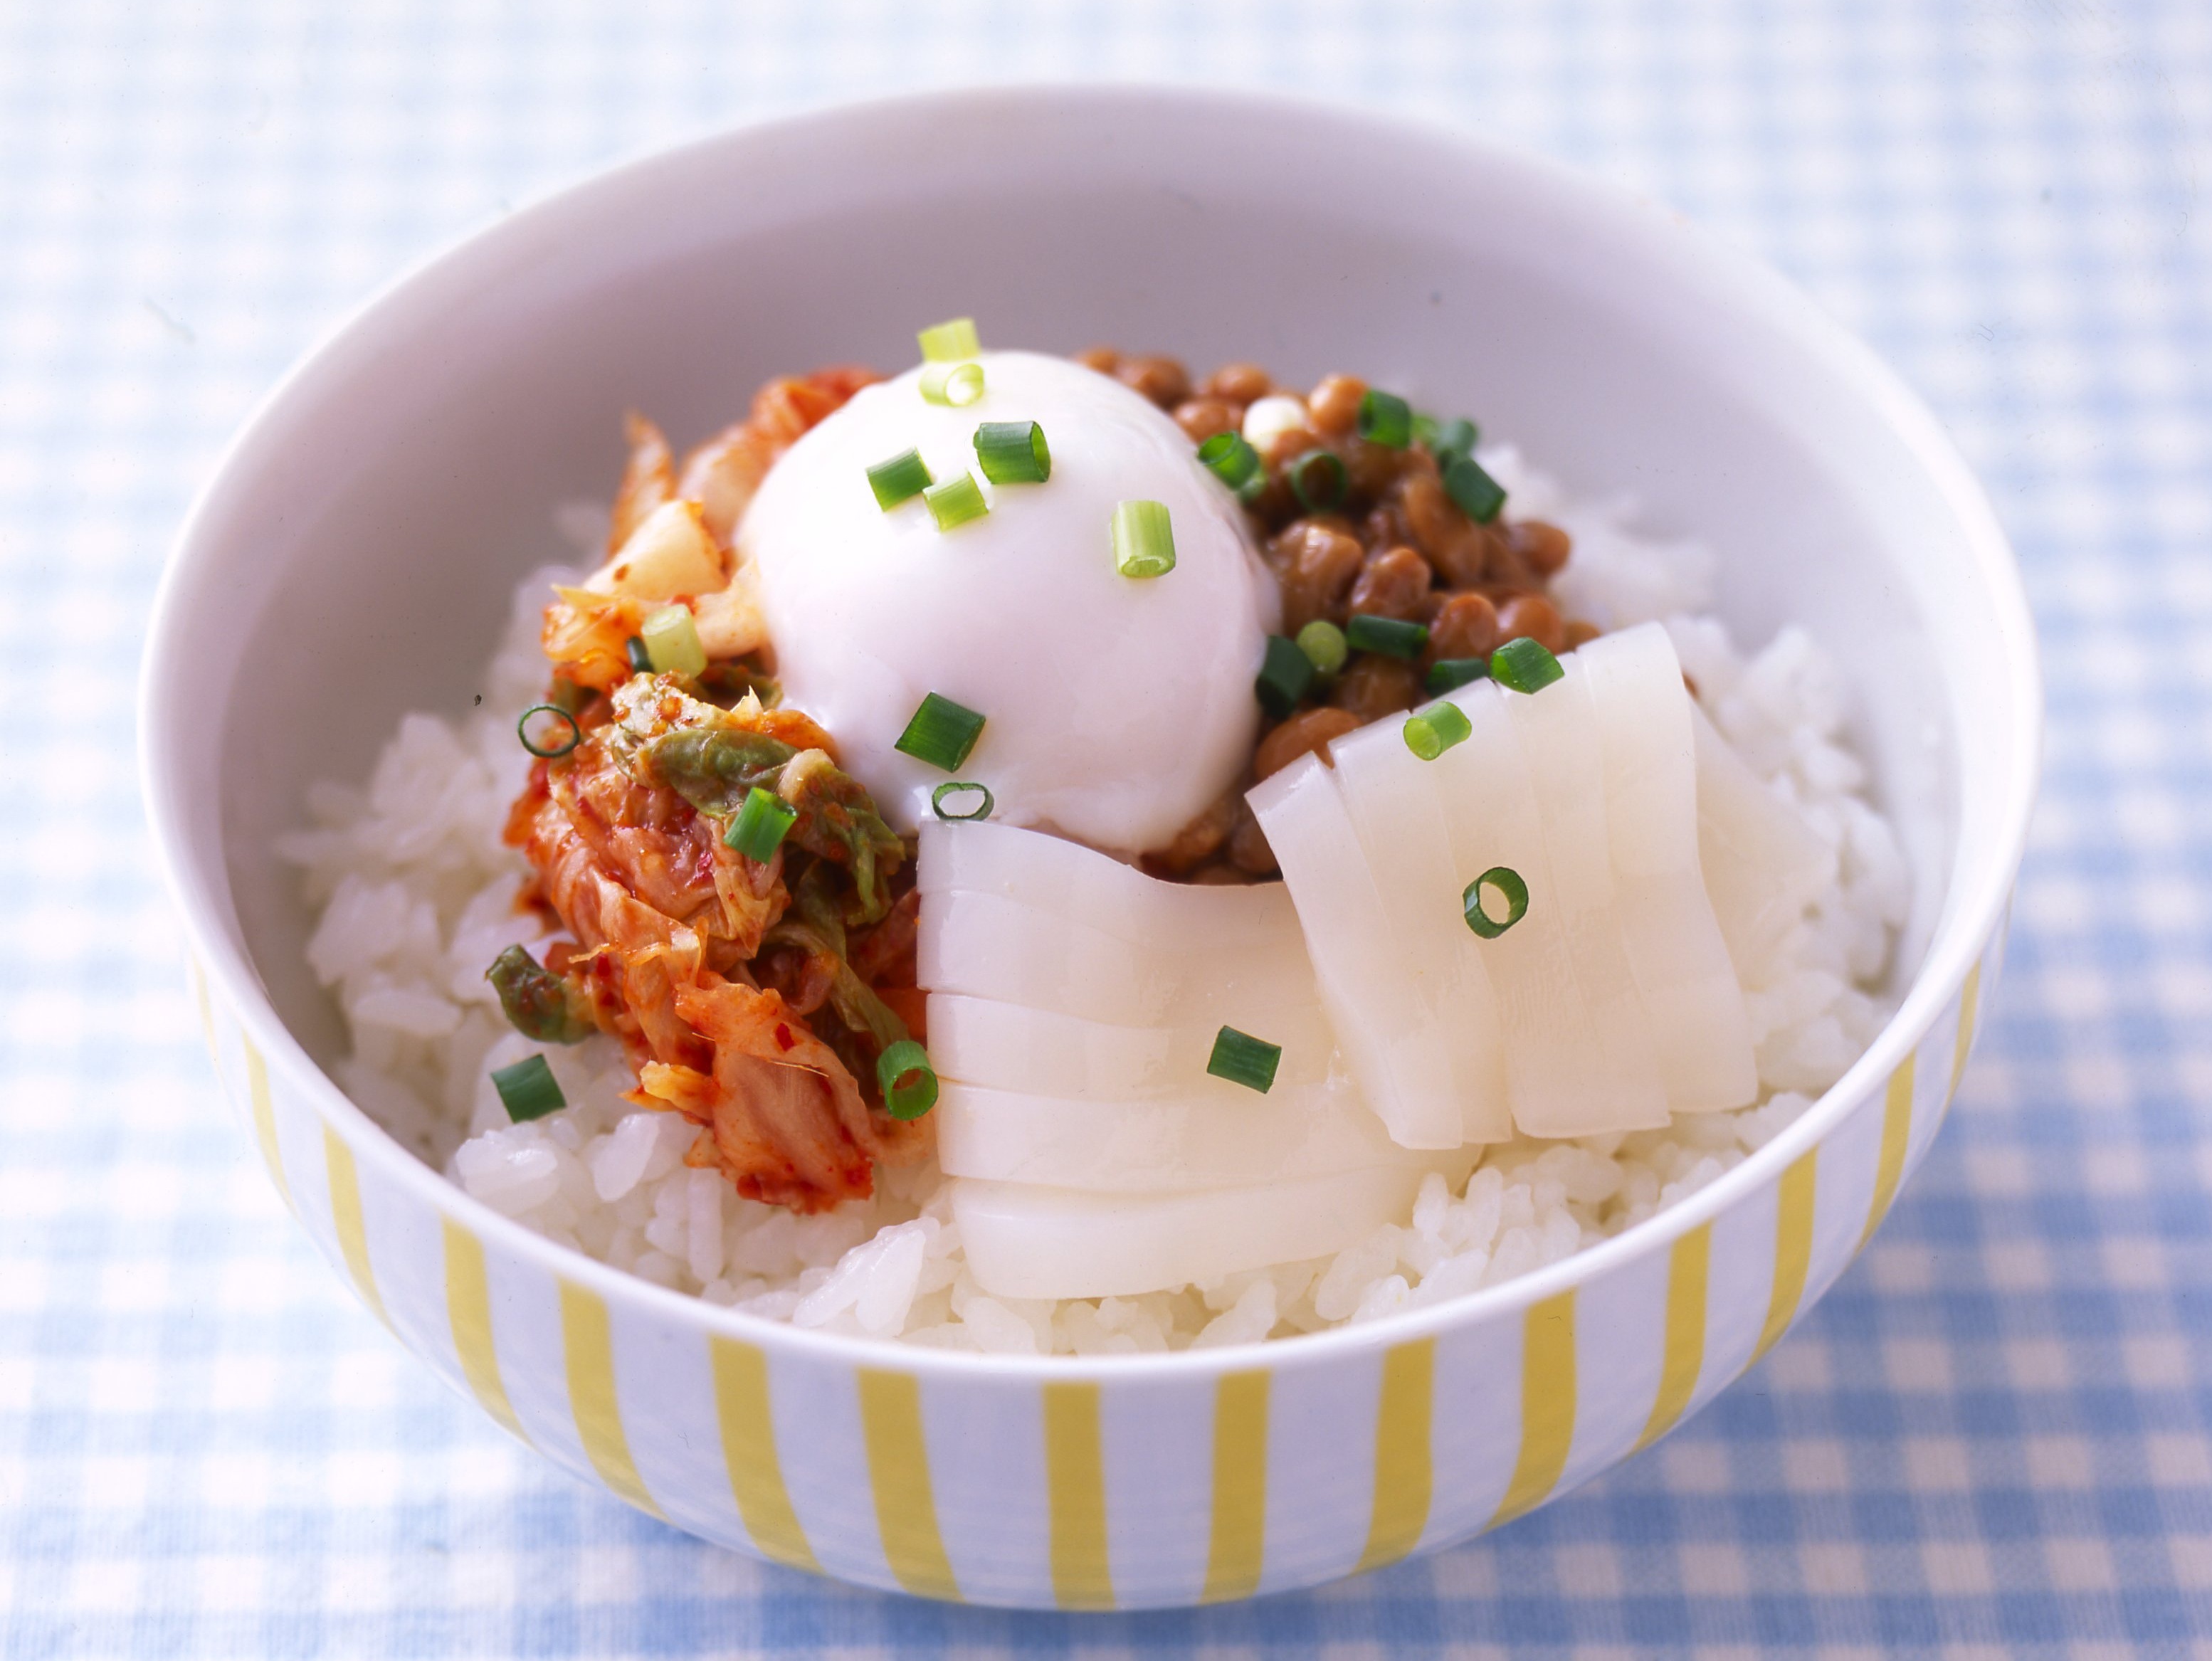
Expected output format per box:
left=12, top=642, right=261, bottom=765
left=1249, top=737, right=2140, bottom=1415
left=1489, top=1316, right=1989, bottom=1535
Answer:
left=4, top=2, right=2208, bottom=1654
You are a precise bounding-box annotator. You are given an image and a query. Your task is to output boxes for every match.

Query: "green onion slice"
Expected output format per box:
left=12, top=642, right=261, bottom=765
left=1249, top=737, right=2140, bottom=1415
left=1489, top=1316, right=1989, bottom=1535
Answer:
left=1345, top=613, right=1429, bottom=660
left=974, top=420, right=1050, bottom=485
left=723, top=785, right=799, bottom=863
left=517, top=704, right=582, bottom=759
left=1443, top=453, right=1507, bottom=522
left=1427, top=416, right=1480, bottom=462
left=1111, top=500, right=1176, bottom=578
left=1426, top=657, right=1490, bottom=695
left=1403, top=700, right=1473, bottom=761
left=1196, top=429, right=1262, bottom=492
left=930, top=781, right=994, bottom=821
left=917, top=317, right=981, bottom=362
left=1463, top=867, right=1530, bottom=939
left=896, top=692, right=986, bottom=771
left=624, top=635, right=652, bottom=675
left=877, top=1039, right=939, bottom=1120
left=1356, top=389, right=1413, bottom=448
left=491, top=1053, right=567, bottom=1122
left=1288, top=449, right=1347, bottom=512
left=920, top=362, right=985, bottom=406
left=924, top=471, right=990, bottom=531
left=641, top=603, right=707, bottom=678
left=1255, top=633, right=1315, bottom=718
left=1206, top=1025, right=1283, bottom=1094
left=1490, top=636, right=1564, bottom=694
left=1295, top=618, right=1348, bottom=677
left=868, top=447, right=934, bottom=509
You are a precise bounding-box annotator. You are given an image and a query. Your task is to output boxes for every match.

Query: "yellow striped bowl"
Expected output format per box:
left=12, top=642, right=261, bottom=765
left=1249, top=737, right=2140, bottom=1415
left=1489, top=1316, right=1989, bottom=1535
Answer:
left=142, top=88, right=2041, bottom=1608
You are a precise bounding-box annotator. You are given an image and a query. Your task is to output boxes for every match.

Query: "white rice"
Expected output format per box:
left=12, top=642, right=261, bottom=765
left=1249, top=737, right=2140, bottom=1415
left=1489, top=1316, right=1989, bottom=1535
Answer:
left=279, top=448, right=1910, bottom=1354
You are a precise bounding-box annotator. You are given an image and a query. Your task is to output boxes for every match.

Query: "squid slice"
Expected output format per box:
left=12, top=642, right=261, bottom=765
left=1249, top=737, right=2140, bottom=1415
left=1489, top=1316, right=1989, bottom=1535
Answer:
left=926, top=993, right=1334, bottom=1100
left=1581, top=623, right=1757, bottom=1112
left=1692, top=702, right=1837, bottom=984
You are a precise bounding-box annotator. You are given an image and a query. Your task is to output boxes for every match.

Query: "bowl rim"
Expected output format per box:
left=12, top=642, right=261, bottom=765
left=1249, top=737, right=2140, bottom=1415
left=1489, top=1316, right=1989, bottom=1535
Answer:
left=140, top=81, right=2043, bottom=1383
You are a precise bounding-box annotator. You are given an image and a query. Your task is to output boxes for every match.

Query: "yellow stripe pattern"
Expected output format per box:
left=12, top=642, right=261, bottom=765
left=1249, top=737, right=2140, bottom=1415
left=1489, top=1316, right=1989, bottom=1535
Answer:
left=1492, top=1291, right=1578, bottom=1526
left=856, top=1369, right=960, bottom=1601
left=1042, top=1383, right=1112, bottom=1609
left=442, top=1221, right=524, bottom=1440
left=558, top=1282, right=662, bottom=1517
left=708, top=1336, right=818, bottom=1572
left=1202, top=1371, right=1270, bottom=1603
left=1859, top=1055, right=1917, bottom=1249
left=1950, top=960, right=1983, bottom=1100
left=242, top=1035, right=291, bottom=1211
left=1355, top=1339, right=1434, bottom=1572
left=322, top=1127, right=388, bottom=1328
left=1636, top=1225, right=1710, bottom=1450
left=1754, top=1149, right=1819, bottom=1361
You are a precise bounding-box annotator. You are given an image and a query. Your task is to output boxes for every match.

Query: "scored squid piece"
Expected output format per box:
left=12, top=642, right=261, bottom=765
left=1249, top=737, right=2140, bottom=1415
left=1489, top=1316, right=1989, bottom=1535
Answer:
left=927, top=993, right=1334, bottom=1100
left=1691, top=700, right=1837, bottom=985
left=1247, top=754, right=1472, bottom=1149
left=949, top=1152, right=1479, bottom=1301
left=1325, top=717, right=1514, bottom=1144
left=1581, top=623, right=1757, bottom=1112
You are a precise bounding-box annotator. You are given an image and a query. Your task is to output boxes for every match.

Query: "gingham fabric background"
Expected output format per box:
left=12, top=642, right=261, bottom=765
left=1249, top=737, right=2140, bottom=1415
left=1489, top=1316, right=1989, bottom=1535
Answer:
left=3, top=2, right=2207, bottom=1655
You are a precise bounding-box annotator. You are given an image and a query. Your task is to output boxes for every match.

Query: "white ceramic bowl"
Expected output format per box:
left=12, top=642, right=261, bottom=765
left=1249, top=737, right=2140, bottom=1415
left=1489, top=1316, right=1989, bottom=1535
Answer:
left=140, top=87, right=2039, bottom=1609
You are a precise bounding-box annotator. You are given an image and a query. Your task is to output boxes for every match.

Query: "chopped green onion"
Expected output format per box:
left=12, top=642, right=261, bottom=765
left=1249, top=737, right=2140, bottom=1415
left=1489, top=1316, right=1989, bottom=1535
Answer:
left=1345, top=613, right=1429, bottom=660
left=895, top=692, right=986, bottom=771
left=920, top=362, right=986, bottom=406
left=877, top=1039, right=939, bottom=1120
left=1443, top=453, right=1507, bottom=522
left=491, top=1053, right=567, bottom=1122
left=1491, top=636, right=1565, bottom=694
left=867, top=447, right=934, bottom=509
left=1403, top=700, right=1473, bottom=761
left=641, top=603, right=707, bottom=678
left=722, top=785, right=798, bottom=862
left=917, top=317, right=981, bottom=362
left=1427, top=416, right=1480, bottom=462
left=974, top=421, right=1050, bottom=485
left=930, top=781, right=994, bottom=821
left=1111, top=500, right=1176, bottom=578
left=1426, top=656, right=1491, bottom=695
left=1255, top=633, right=1315, bottom=717
left=923, top=471, right=990, bottom=531
left=1357, top=389, right=1413, bottom=448
left=1206, top=1025, right=1283, bottom=1094
left=1197, top=429, right=1262, bottom=491
left=1288, top=449, right=1347, bottom=512
left=1295, top=618, right=1348, bottom=677
left=624, top=635, right=652, bottom=675
left=517, top=704, right=582, bottom=759
left=1463, top=866, right=1530, bottom=939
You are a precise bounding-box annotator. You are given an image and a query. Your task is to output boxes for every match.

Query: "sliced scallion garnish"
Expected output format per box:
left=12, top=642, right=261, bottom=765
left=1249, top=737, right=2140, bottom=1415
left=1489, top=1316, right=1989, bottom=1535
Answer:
left=896, top=692, right=986, bottom=771
left=624, top=635, right=653, bottom=675
left=1490, top=636, right=1564, bottom=694
left=924, top=471, right=990, bottom=531
left=1443, top=452, right=1506, bottom=522
left=1345, top=613, right=1429, bottom=660
left=1295, top=618, right=1348, bottom=677
left=1403, top=700, right=1473, bottom=761
left=1197, top=429, right=1262, bottom=492
left=1111, top=500, right=1176, bottom=578
left=931, top=781, right=994, bottom=821
left=491, top=1053, right=567, bottom=1122
left=1206, top=1025, right=1283, bottom=1094
left=920, top=362, right=986, bottom=407
left=868, top=447, right=934, bottom=509
left=917, top=317, right=981, bottom=362
left=723, top=786, right=799, bottom=863
left=641, top=604, right=707, bottom=678
left=1463, top=867, right=1529, bottom=939
left=517, top=704, right=582, bottom=760
left=877, top=1039, right=939, bottom=1120
left=1255, top=633, right=1315, bottom=718
left=1427, top=416, right=1479, bottom=463
left=1356, top=389, right=1413, bottom=448
left=974, top=421, right=1050, bottom=485
left=1426, top=657, right=1490, bottom=695
left=1288, top=449, right=1347, bottom=512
